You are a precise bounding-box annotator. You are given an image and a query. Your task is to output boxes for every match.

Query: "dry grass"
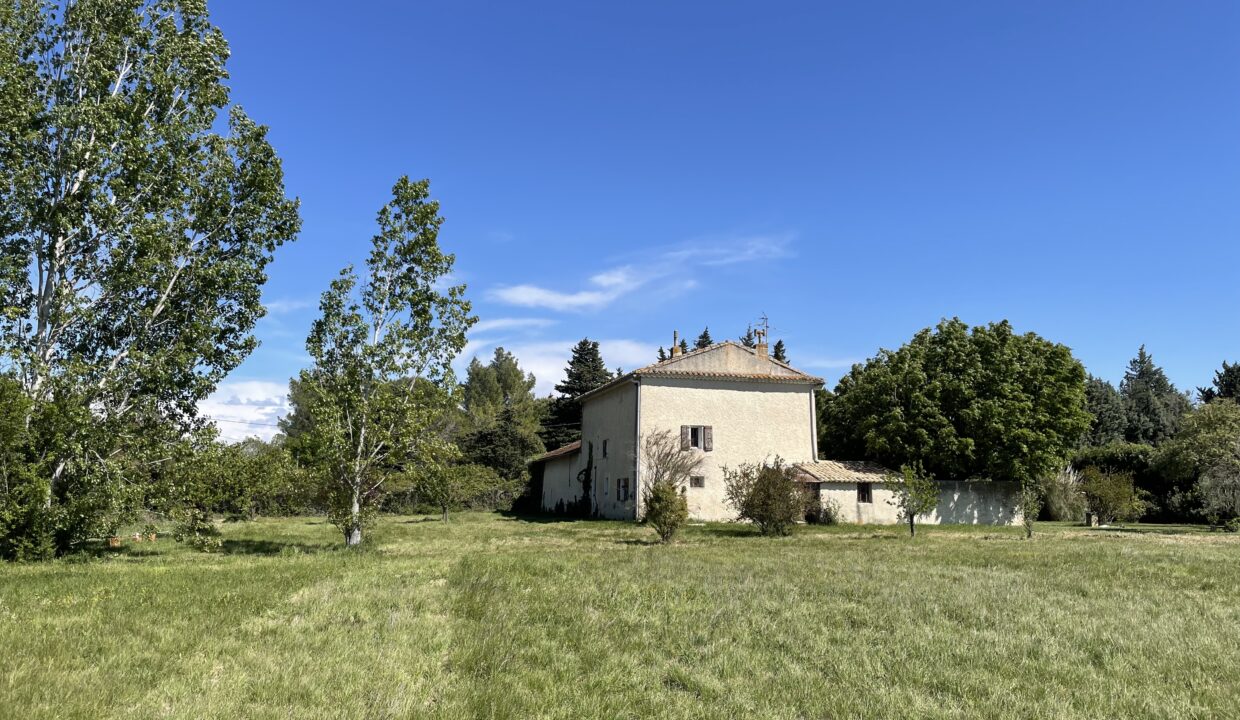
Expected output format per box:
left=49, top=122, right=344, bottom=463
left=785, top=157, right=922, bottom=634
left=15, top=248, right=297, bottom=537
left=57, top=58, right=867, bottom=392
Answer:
left=1, top=515, right=1238, bottom=719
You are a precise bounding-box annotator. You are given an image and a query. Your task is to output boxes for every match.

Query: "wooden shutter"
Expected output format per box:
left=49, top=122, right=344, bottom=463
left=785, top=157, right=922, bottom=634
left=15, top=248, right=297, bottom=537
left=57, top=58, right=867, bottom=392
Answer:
left=703, top=426, right=713, bottom=452
left=680, top=425, right=690, bottom=450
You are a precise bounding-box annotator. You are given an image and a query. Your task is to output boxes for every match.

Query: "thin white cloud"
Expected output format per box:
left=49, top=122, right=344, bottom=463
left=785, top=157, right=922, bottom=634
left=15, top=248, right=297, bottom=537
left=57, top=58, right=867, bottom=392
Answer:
left=199, top=379, right=289, bottom=442
left=264, top=298, right=315, bottom=315
left=487, top=234, right=794, bottom=313
left=470, top=317, right=556, bottom=334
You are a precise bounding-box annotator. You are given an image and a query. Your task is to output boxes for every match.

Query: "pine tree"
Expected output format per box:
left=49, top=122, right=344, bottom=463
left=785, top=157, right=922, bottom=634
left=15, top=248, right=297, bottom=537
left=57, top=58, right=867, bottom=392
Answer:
left=695, top=327, right=713, bottom=349
left=678, top=338, right=690, bottom=355
left=1120, top=346, right=1192, bottom=445
left=539, top=339, right=613, bottom=450
left=739, top=325, right=757, bottom=348
left=772, top=339, right=788, bottom=363
left=657, top=346, right=668, bottom=362
left=1199, top=361, right=1240, bottom=403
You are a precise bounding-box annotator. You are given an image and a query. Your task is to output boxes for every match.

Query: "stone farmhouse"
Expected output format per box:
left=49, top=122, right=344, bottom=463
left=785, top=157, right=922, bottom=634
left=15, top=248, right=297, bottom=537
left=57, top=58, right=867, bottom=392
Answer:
left=530, top=335, right=1019, bottom=525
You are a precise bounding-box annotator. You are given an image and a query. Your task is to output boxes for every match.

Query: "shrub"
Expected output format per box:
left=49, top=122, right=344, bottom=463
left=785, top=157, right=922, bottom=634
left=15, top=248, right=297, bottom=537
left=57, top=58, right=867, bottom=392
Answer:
left=1198, top=455, right=1240, bottom=525
left=1018, top=482, right=1042, bottom=539
left=804, top=493, right=840, bottom=525
left=723, top=458, right=804, bottom=537
left=644, top=478, right=689, bottom=543
left=172, top=508, right=223, bottom=553
left=1040, top=465, right=1086, bottom=521
left=1081, top=467, right=1148, bottom=525
left=640, top=430, right=704, bottom=543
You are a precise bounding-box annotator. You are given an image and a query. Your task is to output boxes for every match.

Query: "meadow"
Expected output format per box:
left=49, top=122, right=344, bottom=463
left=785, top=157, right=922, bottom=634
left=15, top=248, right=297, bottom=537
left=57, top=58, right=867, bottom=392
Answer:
left=1, top=514, right=1237, bottom=719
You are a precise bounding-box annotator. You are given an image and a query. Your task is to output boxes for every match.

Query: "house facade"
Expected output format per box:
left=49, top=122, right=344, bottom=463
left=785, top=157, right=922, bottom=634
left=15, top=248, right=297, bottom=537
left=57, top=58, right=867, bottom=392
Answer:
left=530, top=336, right=1020, bottom=526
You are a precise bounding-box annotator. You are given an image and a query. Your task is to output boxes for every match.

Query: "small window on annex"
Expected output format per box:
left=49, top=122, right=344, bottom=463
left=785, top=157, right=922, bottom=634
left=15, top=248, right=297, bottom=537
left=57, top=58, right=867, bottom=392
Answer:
left=616, top=477, right=629, bottom=502
left=857, top=482, right=873, bottom=504
left=689, top=475, right=706, bottom=489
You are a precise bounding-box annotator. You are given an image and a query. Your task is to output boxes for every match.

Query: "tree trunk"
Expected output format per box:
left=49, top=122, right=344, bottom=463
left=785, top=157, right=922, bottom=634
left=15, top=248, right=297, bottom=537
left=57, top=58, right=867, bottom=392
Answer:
left=345, top=489, right=363, bottom=546
left=441, top=504, right=449, bottom=523
left=909, top=515, right=915, bottom=538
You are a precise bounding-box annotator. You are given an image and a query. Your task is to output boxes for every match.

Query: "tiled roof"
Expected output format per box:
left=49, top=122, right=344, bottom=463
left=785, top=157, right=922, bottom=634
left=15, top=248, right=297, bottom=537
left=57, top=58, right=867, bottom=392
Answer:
left=795, top=459, right=894, bottom=484
left=577, top=341, right=823, bottom=402
left=530, top=440, right=581, bottom=465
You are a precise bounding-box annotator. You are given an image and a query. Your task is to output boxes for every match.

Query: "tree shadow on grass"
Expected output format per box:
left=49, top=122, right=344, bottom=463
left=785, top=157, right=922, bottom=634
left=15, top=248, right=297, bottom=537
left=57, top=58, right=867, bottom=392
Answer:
left=497, top=509, right=591, bottom=525
left=221, top=539, right=331, bottom=556
left=615, top=538, right=660, bottom=546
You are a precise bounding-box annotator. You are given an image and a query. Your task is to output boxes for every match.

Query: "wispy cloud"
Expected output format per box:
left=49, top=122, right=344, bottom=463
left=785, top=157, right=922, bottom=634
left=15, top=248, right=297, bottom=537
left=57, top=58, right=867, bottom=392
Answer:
left=800, top=356, right=864, bottom=370
left=488, top=234, right=795, bottom=313
left=470, top=317, right=557, bottom=334
left=264, top=298, right=315, bottom=315
left=498, top=338, right=659, bottom=395
left=199, top=379, right=289, bottom=442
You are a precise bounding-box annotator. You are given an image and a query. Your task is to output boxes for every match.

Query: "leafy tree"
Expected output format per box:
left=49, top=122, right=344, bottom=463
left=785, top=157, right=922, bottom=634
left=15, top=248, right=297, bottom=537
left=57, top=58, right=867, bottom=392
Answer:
left=412, top=463, right=502, bottom=522
left=1084, top=375, right=1127, bottom=446
left=640, top=429, right=703, bottom=543
left=1081, top=468, right=1147, bottom=524
left=460, top=404, right=544, bottom=503
left=287, top=177, right=473, bottom=546
left=722, top=458, right=807, bottom=536
left=694, top=327, right=713, bottom=349
left=1120, top=346, right=1191, bottom=446
left=772, top=339, right=788, bottom=363
left=1198, top=456, right=1240, bottom=526
left=1199, top=361, right=1240, bottom=404
left=1155, top=399, right=1240, bottom=520
left=1018, top=481, right=1042, bottom=539
left=540, top=339, right=611, bottom=451
left=886, top=464, right=939, bottom=537
left=462, top=347, right=539, bottom=432
left=739, top=325, right=757, bottom=348
left=820, top=319, right=1090, bottom=486
left=0, top=0, right=299, bottom=556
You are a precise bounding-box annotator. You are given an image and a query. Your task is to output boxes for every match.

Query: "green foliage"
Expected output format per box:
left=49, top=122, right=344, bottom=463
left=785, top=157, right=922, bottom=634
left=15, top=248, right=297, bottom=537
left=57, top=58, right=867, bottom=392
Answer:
left=820, top=318, right=1090, bottom=486
left=722, top=458, right=805, bottom=536
left=678, top=338, right=689, bottom=355
left=0, top=0, right=299, bottom=557
left=1081, top=467, right=1148, bottom=524
left=694, top=327, right=713, bottom=349
left=739, top=325, right=757, bottom=348
left=804, top=494, right=840, bottom=525
left=539, top=338, right=612, bottom=451
left=461, top=347, right=540, bottom=433
left=640, top=430, right=703, bottom=543
left=412, top=463, right=504, bottom=521
left=1198, top=458, right=1240, bottom=525
left=1155, top=400, right=1240, bottom=522
left=171, top=508, right=222, bottom=553
left=772, top=339, right=788, bottom=363
left=1084, top=375, right=1127, bottom=446
left=1039, top=466, right=1086, bottom=522
left=1198, top=360, right=1240, bottom=404
left=886, top=464, right=939, bottom=537
left=288, top=177, right=473, bottom=546
left=657, top=346, right=667, bottom=362
left=1120, top=346, right=1192, bottom=446
left=1018, top=482, right=1042, bottom=539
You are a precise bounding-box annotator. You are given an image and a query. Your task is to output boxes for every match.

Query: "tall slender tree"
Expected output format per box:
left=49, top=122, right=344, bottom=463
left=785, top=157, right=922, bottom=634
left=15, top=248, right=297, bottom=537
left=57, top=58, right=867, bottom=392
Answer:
left=288, top=177, right=473, bottom=546
left=539, top=339, right=612, bottom=450
left=1120, top=346, right=1191, bottom=445
left=772, top=339, right=788, bottom=363
left=678, top=338, right=690, bottom=355
left=739, top=325, right=758, bottom=348
left=694, top=327, right=713, bottom=349
left=0, top=0, right=299, bottom=556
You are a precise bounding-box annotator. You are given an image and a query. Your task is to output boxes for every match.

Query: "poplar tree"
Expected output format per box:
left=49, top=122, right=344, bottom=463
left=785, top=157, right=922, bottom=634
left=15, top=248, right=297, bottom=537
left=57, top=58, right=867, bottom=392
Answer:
left=0, top=0, right=299, bottom=556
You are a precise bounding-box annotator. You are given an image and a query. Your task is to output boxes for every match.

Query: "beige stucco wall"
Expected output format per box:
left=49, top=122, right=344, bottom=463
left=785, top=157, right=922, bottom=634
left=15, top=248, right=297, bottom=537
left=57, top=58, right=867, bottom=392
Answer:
left=539, top=453, right=581, bottom=513
left=819, top=480, right=1021, bottom=526
left=638, top=377, right=817, bottom=521
left=581, top=381, right=639, bottom=519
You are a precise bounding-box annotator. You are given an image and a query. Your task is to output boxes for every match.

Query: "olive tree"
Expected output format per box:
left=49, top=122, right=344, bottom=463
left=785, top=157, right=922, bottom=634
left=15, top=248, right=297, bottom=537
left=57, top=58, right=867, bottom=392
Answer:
left=288, top=177, right=473, bottom=546
left=0, top=0, right=299, bottom=556
left=886, top=465, right=938, bottom=538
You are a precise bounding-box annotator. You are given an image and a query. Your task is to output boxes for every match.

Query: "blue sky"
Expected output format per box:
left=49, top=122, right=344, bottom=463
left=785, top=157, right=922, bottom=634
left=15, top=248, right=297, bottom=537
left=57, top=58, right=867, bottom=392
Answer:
left=199, top=1, right=1240, bottom=440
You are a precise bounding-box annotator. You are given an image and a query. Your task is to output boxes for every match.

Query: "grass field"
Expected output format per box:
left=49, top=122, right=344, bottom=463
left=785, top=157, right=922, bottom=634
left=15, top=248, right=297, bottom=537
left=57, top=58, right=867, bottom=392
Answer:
left=2, top=514, right=1238, bottom=719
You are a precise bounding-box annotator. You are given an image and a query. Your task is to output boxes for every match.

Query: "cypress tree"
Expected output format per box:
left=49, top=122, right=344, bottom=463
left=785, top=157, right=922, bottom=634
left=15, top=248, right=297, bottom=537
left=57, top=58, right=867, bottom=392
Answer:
left=695, top=327, right=713, bottom=349
left=539, top=339, right=613, bottom=450
left=1199, top=361, right=1240, bottom=403
left=1120, top=346, right=1192, bottom=445
left=772, top=339, right=788, bottom=363
left=678, top=338, right=690, bottom=355
left=739, top=325, right=757, bottom=348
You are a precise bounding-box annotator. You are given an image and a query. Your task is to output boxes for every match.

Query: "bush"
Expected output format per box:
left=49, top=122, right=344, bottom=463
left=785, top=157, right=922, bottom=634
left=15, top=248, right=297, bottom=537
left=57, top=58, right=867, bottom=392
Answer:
left=1081, top=467, right=1148, bottom=525
left=723, top=458, right=804, bottom=536
left=172, top=508, right=223, bottom=552
left=644, top=478, right=689, bottom=543
left=1040, top=465, right=1086, bottom=521
left=804, top=493, right=840, bottom=525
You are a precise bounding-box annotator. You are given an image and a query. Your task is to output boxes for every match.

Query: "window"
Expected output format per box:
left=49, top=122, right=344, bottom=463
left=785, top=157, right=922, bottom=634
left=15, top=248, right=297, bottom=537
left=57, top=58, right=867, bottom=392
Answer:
left=680, top=425, right=713, bottom=452
left=616, top=477, right=630, bottom=502
left=689, top=475, right=705, bottom=488
left=602, top=439, right=608, bottom=458
left=857, top=482, right=873, bottom=504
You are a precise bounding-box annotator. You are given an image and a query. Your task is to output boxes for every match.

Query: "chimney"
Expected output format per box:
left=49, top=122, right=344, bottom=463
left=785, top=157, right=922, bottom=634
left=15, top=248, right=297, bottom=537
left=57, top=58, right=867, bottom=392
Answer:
left=756, top=339, right=768, bottom=356
left=671, top=330, right=681, bottom=357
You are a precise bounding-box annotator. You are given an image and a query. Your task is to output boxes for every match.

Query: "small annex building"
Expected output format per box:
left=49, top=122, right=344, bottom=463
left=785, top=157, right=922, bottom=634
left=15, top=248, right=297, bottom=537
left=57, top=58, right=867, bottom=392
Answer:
left=530, top=335, right=1020, bottom=526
